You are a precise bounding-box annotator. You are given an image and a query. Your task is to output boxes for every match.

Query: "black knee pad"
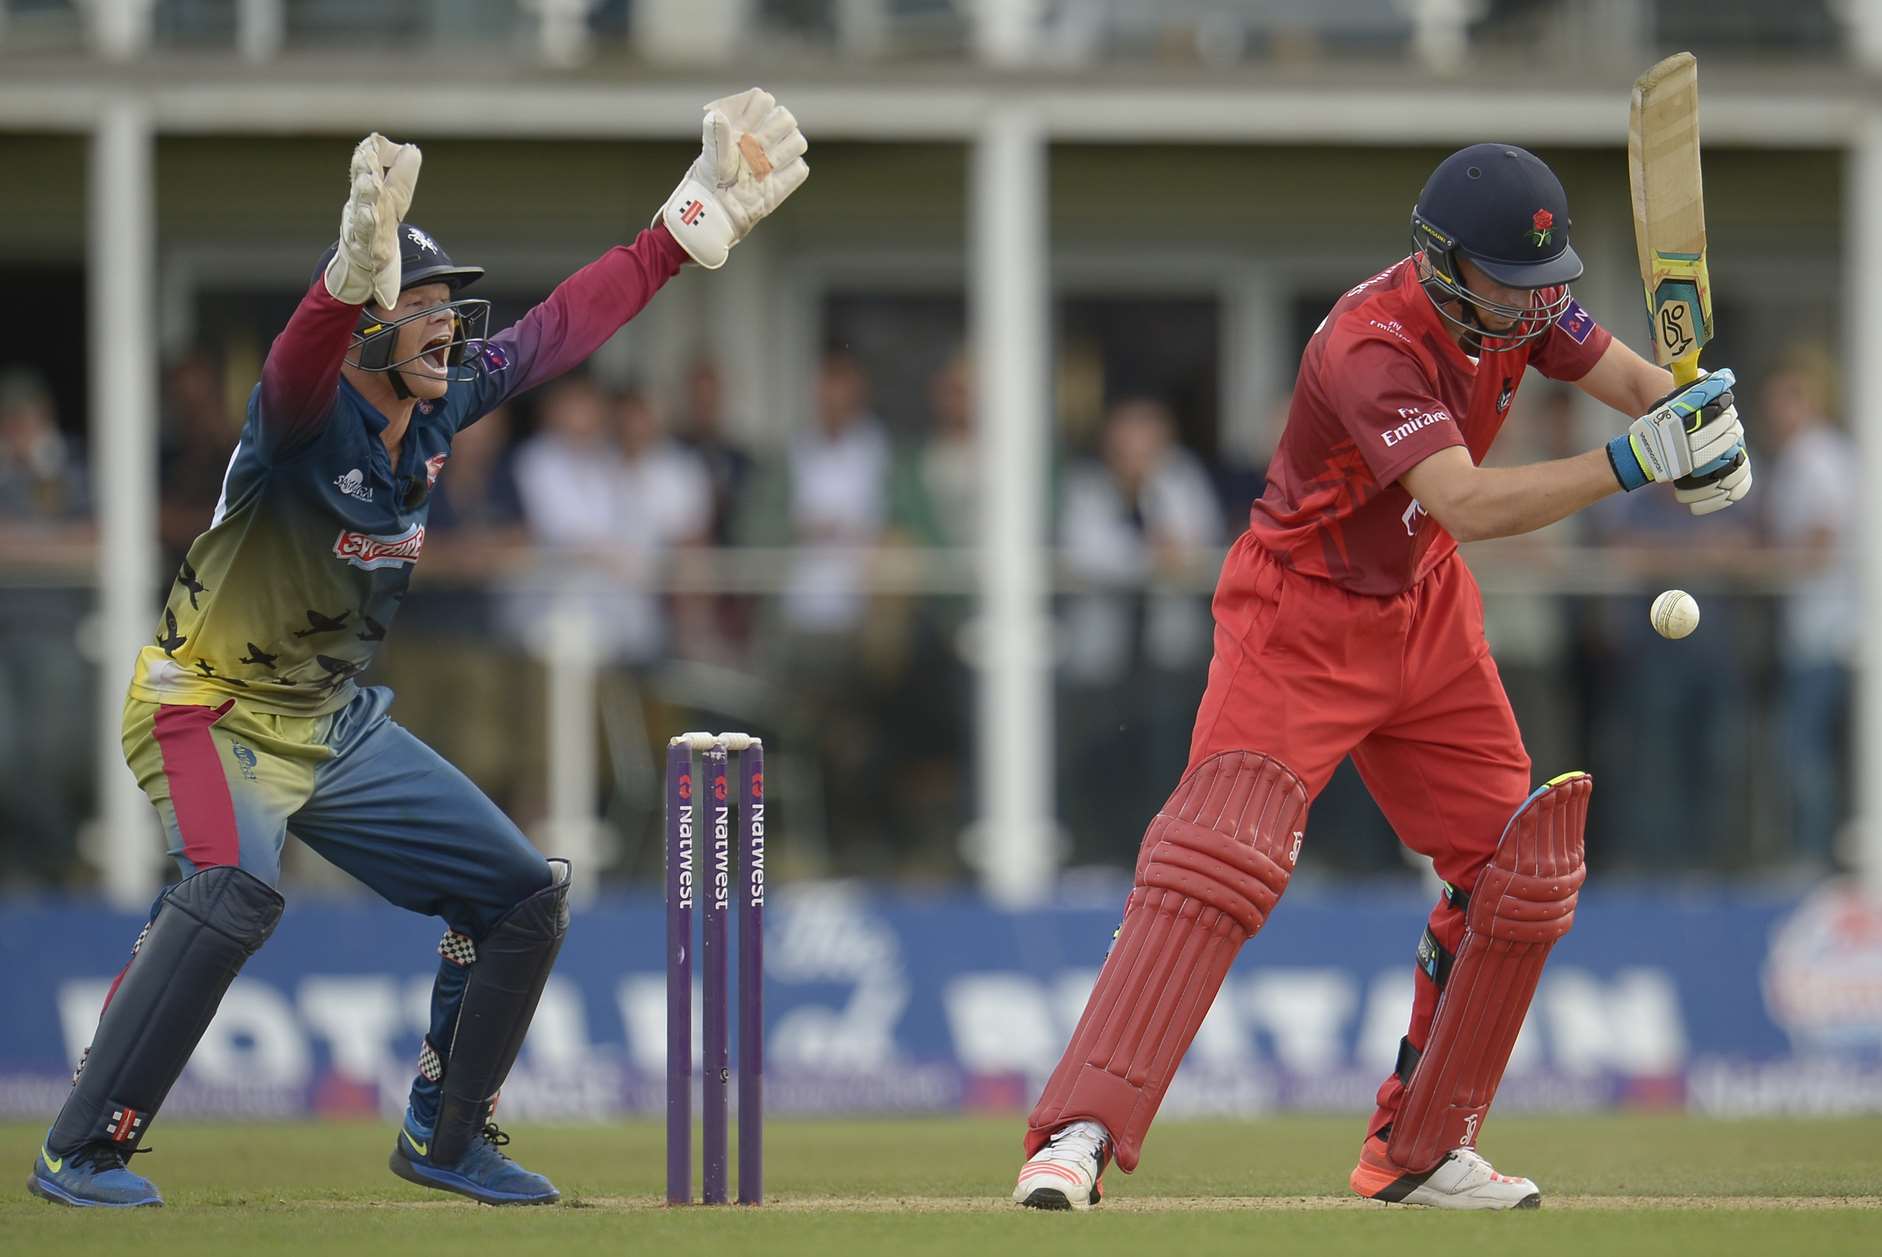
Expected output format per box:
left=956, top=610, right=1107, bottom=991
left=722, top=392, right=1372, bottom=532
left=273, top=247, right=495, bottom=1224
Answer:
left=48, top=865, right=283, bottom=1154
left=432, top=859, right=570, bottom=1163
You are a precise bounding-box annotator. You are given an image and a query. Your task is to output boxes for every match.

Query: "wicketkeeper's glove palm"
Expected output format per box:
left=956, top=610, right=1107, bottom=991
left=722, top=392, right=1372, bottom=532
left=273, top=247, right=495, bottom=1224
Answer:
left=658, top=88, right=809, bottom=270
left=324, top=132, right=422, bottom=308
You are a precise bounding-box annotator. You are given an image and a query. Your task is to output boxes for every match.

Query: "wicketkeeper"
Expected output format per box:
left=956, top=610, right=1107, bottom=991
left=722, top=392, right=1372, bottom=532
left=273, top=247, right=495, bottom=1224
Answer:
left=1013, top=144, right=1749, bottom=1211
left=28, top=91, right=807, bottom=1209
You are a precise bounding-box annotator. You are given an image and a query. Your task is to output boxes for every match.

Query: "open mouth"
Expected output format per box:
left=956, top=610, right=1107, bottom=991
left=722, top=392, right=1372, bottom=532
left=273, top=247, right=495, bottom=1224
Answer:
left=419, top=332, right=453, bottom=373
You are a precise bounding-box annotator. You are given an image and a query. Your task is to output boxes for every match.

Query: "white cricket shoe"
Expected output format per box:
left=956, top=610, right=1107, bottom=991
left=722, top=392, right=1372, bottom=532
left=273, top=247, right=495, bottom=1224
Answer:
left=1011, top=1119, right=1110, bottom=1211
left=1350, top=1137, right=1541, bottom=1210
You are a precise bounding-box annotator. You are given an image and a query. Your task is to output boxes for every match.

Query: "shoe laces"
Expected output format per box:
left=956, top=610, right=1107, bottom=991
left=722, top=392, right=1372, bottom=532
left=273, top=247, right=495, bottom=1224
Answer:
left=1045, top=1121, right=1108, bottom=1167
left=479, top=1122, right=513, bottom=1159
left=71, top=1143, right=147, bottom=1174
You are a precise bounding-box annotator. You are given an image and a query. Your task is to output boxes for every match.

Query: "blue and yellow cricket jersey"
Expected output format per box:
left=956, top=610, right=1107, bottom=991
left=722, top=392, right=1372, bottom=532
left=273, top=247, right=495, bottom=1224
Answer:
left=130, top=225, right=688, bottom=716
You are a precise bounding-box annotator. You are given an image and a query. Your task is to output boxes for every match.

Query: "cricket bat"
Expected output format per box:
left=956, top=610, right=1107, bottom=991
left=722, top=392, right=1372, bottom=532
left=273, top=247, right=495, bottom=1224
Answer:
left=1628, top=52, right=1711, bottom=386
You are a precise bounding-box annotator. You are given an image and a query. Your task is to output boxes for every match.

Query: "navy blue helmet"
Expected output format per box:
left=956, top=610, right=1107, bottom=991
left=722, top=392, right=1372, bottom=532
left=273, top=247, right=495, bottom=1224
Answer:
left=1411, top=144, right=1580, bottom=348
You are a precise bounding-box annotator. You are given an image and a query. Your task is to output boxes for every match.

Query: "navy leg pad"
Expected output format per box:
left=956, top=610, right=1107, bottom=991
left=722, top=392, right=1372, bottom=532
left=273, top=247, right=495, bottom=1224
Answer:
left=48, top=865, right=282, bottom=1154
left=430, top=860, right=570, bottom=1164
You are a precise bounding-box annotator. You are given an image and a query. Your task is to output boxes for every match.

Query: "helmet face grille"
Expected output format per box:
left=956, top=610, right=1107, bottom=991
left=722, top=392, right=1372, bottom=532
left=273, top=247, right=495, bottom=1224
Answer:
left=1410, top=209, right=1572, bottom=352
left=347, top=297, right=493, bottom=381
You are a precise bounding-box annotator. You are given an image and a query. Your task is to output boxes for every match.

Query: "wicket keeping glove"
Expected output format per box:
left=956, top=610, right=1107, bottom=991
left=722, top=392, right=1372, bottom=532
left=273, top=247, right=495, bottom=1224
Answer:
left=1607, top=368, right=1742, bottom=493
left=658, top=88, right=809, bottom=270
left=323, top=132, right=422, bottom=308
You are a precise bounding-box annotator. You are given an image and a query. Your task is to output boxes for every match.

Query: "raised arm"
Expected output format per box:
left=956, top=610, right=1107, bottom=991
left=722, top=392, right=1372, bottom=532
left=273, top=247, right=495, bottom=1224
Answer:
left=255, top=281, right=362, bottom=454
left=464, top=87, right=808, bottom=423
left=258, top=132, right=420, bottom=458
left=469, top=226, right=689, bottom=414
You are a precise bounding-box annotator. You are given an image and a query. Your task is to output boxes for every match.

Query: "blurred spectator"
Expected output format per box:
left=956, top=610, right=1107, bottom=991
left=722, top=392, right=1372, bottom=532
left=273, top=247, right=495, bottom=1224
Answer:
left=1057, top=396, right=1222, bottom=862
left=756, top=350, right=895, bottom=867
left=1471, top=386, right=1585, bottom=787
left=673, top=359, right=753, bottom=547
left=0, top=369, right=88, bottom=527
left=428, top=403, right=525, bottom=540
left=510, top=377, right=707, bottom=668
left=881, top=352, right=979, bottom=871
left=1763, top=354, right=1857, bottom=868
left=1584, top=461, right=1754, bottom=870
left=156, top=349, right=238, bottom=564
left=614, top=384, right=713, bottom=656
left=891, top=352, right=978, bottom=548
left=387, top=405, right=536, bottom=816
left=0, top=368, right=94, bottom=883
left=781, top=350, right=892, bottom=635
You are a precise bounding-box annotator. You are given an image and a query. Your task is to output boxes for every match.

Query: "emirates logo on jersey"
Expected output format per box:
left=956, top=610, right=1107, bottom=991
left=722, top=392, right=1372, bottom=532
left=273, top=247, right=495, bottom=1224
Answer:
left=333, top=522, right=426, bottom=571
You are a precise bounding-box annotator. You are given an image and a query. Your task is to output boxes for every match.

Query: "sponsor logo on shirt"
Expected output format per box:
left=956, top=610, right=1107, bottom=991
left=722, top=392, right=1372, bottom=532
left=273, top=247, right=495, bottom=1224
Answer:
left=333, top=522, right=426, bottom=571
left=424, top=452, right=448, bottom=487
left=1368, top=318, right=1412, bottom=345
left=1382, top=407, right=1453, bottom=448
left=1556, top=299, right=1595, bottom=345
left=1402, top=498, right=1428, bottom=536
left=478, top=341, right=509, bottom=373
left=334, top=468, right=373, bottom=502
left=1496, top=379, right=1515, bottom=414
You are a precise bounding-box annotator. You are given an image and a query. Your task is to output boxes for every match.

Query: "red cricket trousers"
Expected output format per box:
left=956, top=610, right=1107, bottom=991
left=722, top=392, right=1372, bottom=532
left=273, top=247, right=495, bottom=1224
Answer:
left=1187, top=533, right=1534, bottom=1137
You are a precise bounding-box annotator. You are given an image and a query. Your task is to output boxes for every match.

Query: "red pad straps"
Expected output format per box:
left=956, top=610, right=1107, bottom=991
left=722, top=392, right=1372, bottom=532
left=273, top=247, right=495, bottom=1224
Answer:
left=1387, top=772, right=1590, bottom=1172
left=1026, top=751, right=1308, bottom=1172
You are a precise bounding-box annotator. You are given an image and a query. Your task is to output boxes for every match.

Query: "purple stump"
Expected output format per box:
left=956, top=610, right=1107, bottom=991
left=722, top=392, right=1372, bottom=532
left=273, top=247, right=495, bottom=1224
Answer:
left=737, top=740, right=765, bottom=1204
left=664, top=740, right=696, bottom=1205
left=701, top=745, right=732, bottom=1204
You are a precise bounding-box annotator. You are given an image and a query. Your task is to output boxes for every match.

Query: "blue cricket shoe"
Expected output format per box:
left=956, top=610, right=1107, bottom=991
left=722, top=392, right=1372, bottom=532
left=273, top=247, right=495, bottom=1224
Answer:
left=388, top=1107, right=560, bottom=1205
left=27, top=1141, right=163, bottom=1207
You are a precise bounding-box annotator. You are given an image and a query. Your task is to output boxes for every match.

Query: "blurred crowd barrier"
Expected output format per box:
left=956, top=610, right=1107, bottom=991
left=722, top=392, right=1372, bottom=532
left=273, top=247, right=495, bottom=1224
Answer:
left=0, top=338, right=1859, bottom=890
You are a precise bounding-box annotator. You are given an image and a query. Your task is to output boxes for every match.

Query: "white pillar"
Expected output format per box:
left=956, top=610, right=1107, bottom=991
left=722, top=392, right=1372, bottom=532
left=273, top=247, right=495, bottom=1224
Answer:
left=968, top=0, right=1042, bottom=64
left=235, top=0, right=284, bottom=63
left=542, top=607, right=602, bottom=904
left=1222, top=265, right=1284, bottom=467
left=81, top=0, right=155, bottom=60
left=1849, top=113, right=1882, bottom=895
left=705, top=221, right=774, bottom=451
left=87, top=96, right=161, bottom=907
left=1835, top=0, right=1882, bottom=73
left=968, top=109, right=1056, bottom=905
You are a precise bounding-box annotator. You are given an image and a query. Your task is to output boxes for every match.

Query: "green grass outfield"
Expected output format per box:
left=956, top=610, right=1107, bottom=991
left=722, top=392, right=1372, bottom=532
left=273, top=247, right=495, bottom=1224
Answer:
left=4, top=1115, right=1879, bottom=1257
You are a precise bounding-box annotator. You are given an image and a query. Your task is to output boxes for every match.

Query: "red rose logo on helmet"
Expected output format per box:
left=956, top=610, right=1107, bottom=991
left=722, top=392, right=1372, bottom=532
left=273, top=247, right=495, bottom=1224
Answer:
left=1529, top=208, right=1554, bottom=248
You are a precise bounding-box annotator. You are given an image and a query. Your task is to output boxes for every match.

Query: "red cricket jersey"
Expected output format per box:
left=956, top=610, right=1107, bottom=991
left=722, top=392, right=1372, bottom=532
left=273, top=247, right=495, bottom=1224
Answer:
left=1249, top=256, right=1612, bottom=595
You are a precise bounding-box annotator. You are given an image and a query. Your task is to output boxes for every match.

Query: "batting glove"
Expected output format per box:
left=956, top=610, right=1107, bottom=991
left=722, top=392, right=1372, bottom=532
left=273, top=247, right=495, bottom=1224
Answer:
left=1673, top=440, right=1753, bottom=516
left=658, top=88, right=809, bottom=270
left=323, top=132, right=422, bottom=308
left=1607, top=368, right=1741, bottom=492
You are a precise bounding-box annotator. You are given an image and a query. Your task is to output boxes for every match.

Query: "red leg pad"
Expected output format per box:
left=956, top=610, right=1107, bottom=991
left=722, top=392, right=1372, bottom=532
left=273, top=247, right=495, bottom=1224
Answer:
left=1025, top=751, right=1307, bottom=1172
left=1386, top=772, right=1590, bottom=1172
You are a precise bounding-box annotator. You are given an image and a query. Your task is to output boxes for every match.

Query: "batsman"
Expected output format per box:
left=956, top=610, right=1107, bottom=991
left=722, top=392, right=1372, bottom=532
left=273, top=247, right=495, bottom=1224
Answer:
left=1014, top=141, right=1749, bottom=1210
left=28, top=91, right=807, bottom=1208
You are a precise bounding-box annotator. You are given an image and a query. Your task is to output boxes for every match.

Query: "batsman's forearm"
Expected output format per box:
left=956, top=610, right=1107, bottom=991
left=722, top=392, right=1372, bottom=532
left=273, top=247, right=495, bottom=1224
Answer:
left=1437, top=449, right=1620, bottom=542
